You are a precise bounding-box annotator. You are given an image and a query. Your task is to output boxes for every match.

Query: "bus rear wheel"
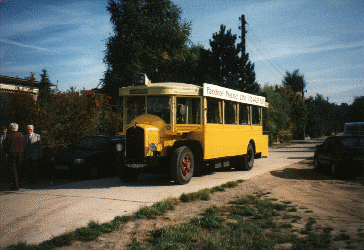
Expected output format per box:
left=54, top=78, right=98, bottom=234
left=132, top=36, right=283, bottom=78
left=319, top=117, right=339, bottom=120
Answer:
left=171, top=146, right=194, bottom=185
left=236, top=143, right=254, bottom=171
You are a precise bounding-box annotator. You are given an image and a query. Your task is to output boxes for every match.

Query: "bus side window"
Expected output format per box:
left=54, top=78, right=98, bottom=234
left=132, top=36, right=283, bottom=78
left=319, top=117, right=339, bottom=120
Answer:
left=239, top=104, right=250, bottom=125
left=252, top=106, right=262, bottom=125
left=176, top=97, right=187, bottom=124
left=189, top=98, right=201, bottom=124
left=207, top=98, right=222, bottom=124
left=225, top=100, right=237, bottom=124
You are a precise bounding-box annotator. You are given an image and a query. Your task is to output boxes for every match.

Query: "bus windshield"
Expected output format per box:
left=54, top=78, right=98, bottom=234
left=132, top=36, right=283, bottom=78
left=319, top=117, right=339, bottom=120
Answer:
left=147, top=96, right=170, bottom=123
left=126, top=96, right=170, bottom=124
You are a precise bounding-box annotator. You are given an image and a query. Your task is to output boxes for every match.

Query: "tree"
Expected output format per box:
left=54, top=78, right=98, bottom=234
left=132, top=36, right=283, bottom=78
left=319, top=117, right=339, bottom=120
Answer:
left=198, top=25, right=260, bottom=94
left=39, top=69, right=52, bottom=103
left=305, top=94, right=336, bottom=138
left=282, top=69, right=307, bottom=95
left=239, top=52, right=260, bottom=94
left=275, top=85, right=308, bottom=139
left=349, top=96, right=364, bottom=122
left=208, top=25, right=240, bottom=88
left=262, top=85, right=293, bottom=143
left=102, top=0, right=192, bottom=98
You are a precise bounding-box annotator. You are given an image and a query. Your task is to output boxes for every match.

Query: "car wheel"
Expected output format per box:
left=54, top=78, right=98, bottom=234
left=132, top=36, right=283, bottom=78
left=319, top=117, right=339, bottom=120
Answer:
left=89, top=166, right=100, bottom=179
left=314, top=157, right=322, bottom=172
left=171, top=146, right=194, bottom=185
left=331, top=162, right=340, bottom=178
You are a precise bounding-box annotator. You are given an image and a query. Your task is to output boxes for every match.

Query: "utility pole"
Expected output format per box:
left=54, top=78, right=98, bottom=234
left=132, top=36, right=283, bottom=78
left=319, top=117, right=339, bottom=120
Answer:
left=239, top=15, right=247, bottom=55
left=239, top=15, right=247, bottom=85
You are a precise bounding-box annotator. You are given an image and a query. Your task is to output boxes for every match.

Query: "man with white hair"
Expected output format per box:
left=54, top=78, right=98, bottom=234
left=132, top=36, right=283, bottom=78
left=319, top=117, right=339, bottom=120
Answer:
left=3, top=123, right=26, bottom=190
left=24, top=125, right=42, bottom=183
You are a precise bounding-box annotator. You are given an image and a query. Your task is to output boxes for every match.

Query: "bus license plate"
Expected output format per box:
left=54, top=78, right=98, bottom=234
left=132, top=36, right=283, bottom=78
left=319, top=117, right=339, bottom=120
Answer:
left=55, top=165, right=69, bottom=170
left=128, top=164, right=144, bottom=168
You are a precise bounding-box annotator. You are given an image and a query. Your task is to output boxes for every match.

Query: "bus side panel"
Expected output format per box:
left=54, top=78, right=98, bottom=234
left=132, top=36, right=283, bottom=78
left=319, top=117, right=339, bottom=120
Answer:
left=203, top=124, right=252, bottom=159
left=251, top=125, right=268, bottom=157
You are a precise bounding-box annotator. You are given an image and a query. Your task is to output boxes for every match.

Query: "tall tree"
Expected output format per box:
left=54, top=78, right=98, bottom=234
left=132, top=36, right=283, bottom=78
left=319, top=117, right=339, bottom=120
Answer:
left=282, top=69, right=307, bottom=95
left=198, top=25, right=260, bottom=94
left=239, top=52, right=260, bottom=94
left=102, top=0, right=192, bottom=98
left=349, top=96, right=364, bottom=122
left=208, top=25, right=240, bottom=88
left=39, top=69, right=52, bottom=103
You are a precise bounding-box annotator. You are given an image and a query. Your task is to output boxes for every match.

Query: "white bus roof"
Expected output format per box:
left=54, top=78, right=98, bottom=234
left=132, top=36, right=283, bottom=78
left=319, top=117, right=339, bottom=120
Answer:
left=119, top=81, right=268, bottom=107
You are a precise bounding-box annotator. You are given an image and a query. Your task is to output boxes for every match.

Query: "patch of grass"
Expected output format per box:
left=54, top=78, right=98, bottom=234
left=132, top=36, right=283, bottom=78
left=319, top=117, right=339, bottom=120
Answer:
left=228, top=205, right=256, bottom=219
left=280, top=223, right=293, bottom=229
left=135, top=198, right=179, bottom=219
left=300, top=217, right=317, bottom=234
left=287, top=206, right=297, bottom=212
left=229, top=195, right=257, bottom=205
left=180, top=189, right=211, bottom=202
left=304, top=210, right=314, bottom=213
left=127, top=192, right=336, bottom=250
left=334, top=232, right=351, bottom=241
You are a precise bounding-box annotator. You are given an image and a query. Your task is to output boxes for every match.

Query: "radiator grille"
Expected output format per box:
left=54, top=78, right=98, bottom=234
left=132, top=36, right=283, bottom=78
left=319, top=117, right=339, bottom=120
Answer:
left=126, top=126, right=144, bottom=163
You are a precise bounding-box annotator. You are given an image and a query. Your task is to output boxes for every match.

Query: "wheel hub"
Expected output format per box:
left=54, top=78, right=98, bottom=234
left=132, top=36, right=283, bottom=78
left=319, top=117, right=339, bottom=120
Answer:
left=181, top=155, right=191, bottom=176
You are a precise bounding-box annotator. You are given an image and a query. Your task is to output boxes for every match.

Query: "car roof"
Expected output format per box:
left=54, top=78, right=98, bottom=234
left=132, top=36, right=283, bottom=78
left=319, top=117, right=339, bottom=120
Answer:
left=84, top=135, right=125, bottom=140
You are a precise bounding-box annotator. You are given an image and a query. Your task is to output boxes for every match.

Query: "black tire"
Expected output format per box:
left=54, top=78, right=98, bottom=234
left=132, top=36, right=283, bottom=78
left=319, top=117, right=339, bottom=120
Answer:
left=330, top=162, right=340, bottom=179
left=171, top=146, right=194, bottom=185
left=89, top=166, right=100, bottom=179
left=314, top=157, right=322, bottom=172
left=118, top=165, right=139, bottom=182
left=234, top=143, right=255, bottom=171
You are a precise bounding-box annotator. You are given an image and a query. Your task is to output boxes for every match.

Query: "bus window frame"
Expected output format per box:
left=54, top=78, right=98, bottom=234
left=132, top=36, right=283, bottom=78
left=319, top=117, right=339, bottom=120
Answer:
left=175, top=96, right=202, bottom=125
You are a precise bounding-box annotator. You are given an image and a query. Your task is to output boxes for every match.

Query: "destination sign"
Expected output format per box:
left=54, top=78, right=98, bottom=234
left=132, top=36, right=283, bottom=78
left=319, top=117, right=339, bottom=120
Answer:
left=130, top=89, right=148, bottom=95
left=203, top=83, right=266, bottom=107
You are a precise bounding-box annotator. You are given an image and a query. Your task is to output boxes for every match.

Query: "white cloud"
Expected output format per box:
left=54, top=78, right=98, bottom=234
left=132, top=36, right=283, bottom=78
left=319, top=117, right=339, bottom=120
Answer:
left=0, top=38, right=55, bottom=52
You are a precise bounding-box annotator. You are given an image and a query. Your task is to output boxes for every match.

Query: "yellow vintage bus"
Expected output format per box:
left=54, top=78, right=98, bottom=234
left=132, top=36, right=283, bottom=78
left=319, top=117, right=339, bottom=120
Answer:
left=116, top=74, right=269, bottom=184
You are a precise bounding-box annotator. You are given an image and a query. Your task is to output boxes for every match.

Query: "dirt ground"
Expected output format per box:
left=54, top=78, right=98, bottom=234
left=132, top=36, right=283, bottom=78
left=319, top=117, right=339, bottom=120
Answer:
left=57, top=159, right=364, bottom=250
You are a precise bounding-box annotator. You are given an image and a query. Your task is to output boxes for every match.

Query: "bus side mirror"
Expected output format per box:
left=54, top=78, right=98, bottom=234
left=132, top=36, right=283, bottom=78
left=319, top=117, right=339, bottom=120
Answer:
left=179, top=105, right=186, bottom=116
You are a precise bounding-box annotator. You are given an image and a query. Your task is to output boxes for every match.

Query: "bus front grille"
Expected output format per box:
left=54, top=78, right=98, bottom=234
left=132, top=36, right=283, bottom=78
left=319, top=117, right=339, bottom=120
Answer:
left=126, top=126, right=145, bottom=163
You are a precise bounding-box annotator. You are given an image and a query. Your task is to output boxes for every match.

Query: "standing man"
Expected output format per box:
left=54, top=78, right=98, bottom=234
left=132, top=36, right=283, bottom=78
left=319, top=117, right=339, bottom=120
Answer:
left=24, top=125, right=42, bottom=183
left=3, top=123, right=26, bottom=190
left=0, top=125, right=7, bottom=169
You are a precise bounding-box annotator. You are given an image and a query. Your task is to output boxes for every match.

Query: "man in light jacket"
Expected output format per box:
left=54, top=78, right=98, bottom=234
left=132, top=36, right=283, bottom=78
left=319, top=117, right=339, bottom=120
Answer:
left=24, top=125, right=42, bottom=183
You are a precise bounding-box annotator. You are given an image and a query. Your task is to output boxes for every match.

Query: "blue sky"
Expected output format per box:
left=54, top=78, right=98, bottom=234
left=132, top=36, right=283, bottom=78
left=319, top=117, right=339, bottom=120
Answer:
left=1, top=0, right=363, bottom=104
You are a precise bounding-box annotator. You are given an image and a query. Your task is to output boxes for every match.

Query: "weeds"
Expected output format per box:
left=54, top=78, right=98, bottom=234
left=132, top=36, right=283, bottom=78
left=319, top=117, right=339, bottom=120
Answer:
left=130, top=193, right=335, bottom=249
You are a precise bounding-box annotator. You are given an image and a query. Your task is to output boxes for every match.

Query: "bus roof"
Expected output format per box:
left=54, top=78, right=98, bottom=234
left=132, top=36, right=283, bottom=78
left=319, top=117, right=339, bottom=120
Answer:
left=119, top=81, right=268, bottom=107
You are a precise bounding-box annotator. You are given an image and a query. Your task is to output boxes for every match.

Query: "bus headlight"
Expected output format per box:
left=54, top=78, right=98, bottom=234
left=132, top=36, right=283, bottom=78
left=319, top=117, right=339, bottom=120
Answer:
left=116, top=143, right=123, bottom=152
left=149, top=143, right=158, bottom=152
left=74, top=159, right=84, bottom=164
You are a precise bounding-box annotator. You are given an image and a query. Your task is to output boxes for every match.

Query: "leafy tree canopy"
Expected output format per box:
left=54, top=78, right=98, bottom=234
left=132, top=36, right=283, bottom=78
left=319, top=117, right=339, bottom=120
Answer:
left=102, top=0, right=192, bottom=98
left=39, top=68, right=52, bottom=103
left=282, top=69, right=307, bottom=94
left=198, top=24, right=260, bottom=94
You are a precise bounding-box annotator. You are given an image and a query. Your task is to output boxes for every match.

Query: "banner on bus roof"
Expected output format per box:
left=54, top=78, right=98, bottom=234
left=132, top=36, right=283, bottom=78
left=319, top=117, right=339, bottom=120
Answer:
left=203, top=83, right=266, bottom=107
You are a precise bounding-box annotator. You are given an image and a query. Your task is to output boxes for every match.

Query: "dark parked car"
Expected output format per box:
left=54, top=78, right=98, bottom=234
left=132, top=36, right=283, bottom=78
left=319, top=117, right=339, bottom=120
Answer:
left=51, top=135, right=125, bottom=179
left=314, top=135, right=364, bottom=178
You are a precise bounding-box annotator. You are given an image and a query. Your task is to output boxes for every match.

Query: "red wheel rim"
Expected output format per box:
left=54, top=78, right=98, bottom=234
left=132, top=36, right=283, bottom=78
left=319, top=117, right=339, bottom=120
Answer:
left=181, top=155, right=191, bottom=176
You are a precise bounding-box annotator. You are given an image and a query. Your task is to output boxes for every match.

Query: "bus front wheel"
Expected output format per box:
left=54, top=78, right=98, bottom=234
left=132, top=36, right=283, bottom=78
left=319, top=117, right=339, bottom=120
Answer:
left=171, top=146, right=194, bottom=185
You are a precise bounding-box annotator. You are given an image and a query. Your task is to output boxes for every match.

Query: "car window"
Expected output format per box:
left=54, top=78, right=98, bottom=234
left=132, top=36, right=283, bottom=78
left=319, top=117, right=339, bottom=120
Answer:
left=340, top=137, right=364, bottom=148
left=322, top=138, right=333, bottom=150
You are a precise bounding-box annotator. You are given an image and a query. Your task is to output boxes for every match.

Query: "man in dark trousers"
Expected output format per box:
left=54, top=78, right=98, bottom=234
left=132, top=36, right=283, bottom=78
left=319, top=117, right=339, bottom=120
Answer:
left=3, top=123, right=26, bottom=190
left=24, top=125, right=42, bottom=182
